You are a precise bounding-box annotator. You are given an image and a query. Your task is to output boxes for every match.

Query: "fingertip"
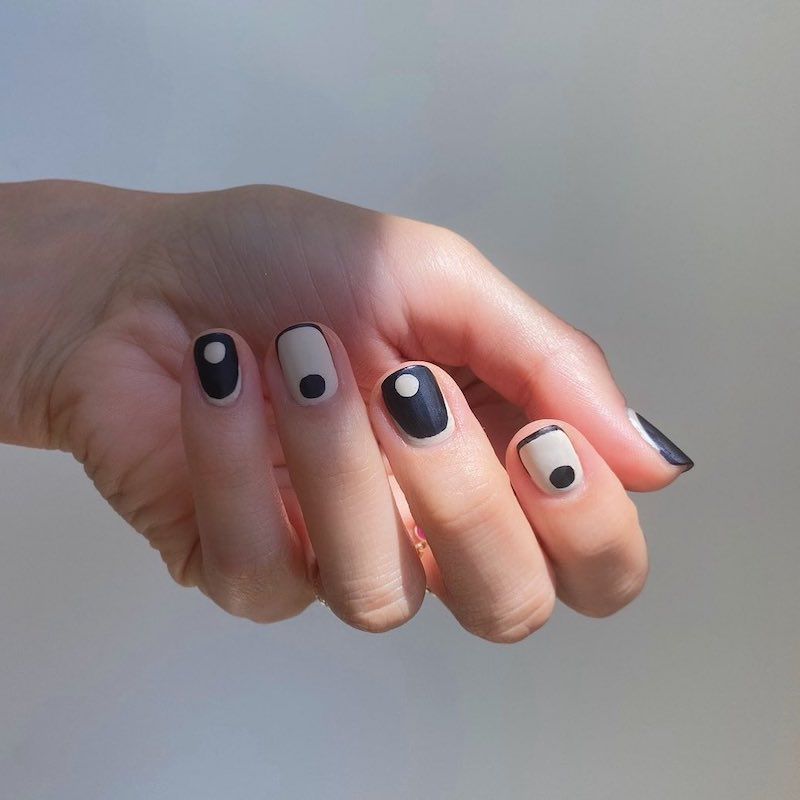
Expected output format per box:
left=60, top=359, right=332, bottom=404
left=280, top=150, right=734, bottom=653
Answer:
left=579, top=407, right=693, bottom=492
left=266, top=320, right=358, bottom=408
left=508, top=418, right=649, bottom=619
left=507, top=418, right=604, bottom=498
left=376, top=362, right=468, bottom=451
left=624, top=407, right=694, bottom=485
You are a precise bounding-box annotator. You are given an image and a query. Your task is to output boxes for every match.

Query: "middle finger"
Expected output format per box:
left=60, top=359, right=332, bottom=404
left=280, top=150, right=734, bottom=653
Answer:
left=264, top=323, right=427, bottom=632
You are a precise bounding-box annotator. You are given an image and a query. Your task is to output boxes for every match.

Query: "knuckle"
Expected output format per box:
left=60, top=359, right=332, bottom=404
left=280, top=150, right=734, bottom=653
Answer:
left=410, top=222, right=485, bottom=273
left=568, top=326, right=609, bottom=367
left=564, top=499, right=641, bottom=565
left=577, top=561, right=650, bottom=618
left=205, top=544, right=298, bottom=621
left=425, top=479, right=507, bottom=541
left=332, top=572, right=421, bottom=633
left=437, top=227, right=479, bottom=261
left=210, top=545, right=278, bottom=586
left=339, top=598, right=413, bottom=633
left=424, top=223, right=473, bottom=253
left=463, top=580, right=556, bottom=644
left=211, top=578, right=311, bottom=624
left=209, top=580, right=263, bottom=621
left=560, top=499, right=649, bottom=618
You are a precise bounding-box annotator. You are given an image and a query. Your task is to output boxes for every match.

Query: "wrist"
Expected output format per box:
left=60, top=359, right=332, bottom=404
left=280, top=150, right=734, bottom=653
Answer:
left=0, top=180, right=157, bottom=448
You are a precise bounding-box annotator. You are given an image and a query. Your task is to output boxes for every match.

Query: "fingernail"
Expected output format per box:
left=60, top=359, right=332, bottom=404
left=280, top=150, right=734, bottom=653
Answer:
left=517, top=425, right=584, bottom=494
left=627, top=409, right=694, bottom=470
left=276, top=323, right=339, bottom=405
left=381, top=365, right=454, bottom=445
left=193, top=332, right=241, bottom=405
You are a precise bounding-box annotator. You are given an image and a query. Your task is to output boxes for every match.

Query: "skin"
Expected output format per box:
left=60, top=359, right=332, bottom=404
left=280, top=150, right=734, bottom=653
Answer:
left=0, top=180, right=689, bottom=642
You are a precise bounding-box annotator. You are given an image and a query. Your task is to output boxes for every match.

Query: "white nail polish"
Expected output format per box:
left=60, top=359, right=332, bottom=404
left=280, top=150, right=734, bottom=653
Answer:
left=276, top=323, right=339, bottom=405
left=517, top=425, right=583, bottom=494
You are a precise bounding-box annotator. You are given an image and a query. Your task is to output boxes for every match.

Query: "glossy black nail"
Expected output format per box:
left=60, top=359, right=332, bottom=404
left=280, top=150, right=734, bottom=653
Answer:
left=381, top=365, right=453, bottom=444
left=194, top=332, right=240, bottom=405
left=627, top=409, right=694, bottom=470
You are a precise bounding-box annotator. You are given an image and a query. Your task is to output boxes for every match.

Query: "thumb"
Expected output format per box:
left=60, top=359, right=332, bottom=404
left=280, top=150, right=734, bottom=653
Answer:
left=395, top=231, right=693, bottom=491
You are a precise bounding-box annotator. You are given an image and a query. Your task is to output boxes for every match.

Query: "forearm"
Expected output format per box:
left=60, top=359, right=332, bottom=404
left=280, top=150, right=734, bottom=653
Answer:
left=0, top=180, right=145, bottom=448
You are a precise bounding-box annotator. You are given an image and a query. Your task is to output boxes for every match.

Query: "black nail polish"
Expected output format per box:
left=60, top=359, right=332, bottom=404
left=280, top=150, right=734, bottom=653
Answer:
left=381, top=365, right=453, bottom=444
left=628, top=409, right=694, bottom=470
left=194, top=332, right=240, bottom=404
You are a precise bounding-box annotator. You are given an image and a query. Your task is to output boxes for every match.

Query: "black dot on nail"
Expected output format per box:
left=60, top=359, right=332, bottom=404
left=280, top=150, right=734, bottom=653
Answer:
left=549, top=465, right=575, bottom=489
left=299, top=374, right=326, bottom=399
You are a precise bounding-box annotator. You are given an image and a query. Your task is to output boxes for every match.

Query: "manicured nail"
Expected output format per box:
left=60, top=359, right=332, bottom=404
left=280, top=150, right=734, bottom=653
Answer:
left=276, top=323, right=339, bottom=405
left=381, top=365, right=454, bottom=446
left=517, top=425, right=584, bottom=494
left=627, top=409, right=694, bottom=470
left=193, top=332, right=241, bottom=405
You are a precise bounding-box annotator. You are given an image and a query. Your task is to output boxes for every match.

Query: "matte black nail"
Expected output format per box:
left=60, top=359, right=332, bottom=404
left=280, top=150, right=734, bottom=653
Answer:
left=627, top=409, right=694, bottom=470
left=381, top=365, right=453, bottom=443
left=194, top=332, right=240, bottom=404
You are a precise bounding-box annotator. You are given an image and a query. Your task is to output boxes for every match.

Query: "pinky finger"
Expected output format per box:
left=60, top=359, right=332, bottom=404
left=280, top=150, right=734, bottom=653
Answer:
left=181, top=330, right=313, bottom=622
left=506, top=420, right=648, bottom=618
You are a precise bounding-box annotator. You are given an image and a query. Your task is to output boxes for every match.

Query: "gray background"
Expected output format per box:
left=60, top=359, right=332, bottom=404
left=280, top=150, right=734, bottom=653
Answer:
left=1, top=2, right=798, bottom=798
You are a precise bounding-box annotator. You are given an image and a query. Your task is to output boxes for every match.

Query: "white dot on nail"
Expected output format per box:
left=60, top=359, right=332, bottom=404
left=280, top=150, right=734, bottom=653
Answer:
left=395, top=373, right=420, bottom=397
left=204, top=341, right=226, bottom=364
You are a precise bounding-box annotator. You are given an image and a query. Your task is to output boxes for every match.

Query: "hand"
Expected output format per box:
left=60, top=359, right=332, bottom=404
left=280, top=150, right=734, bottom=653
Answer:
left=0, top=181, right=692, bottom=641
